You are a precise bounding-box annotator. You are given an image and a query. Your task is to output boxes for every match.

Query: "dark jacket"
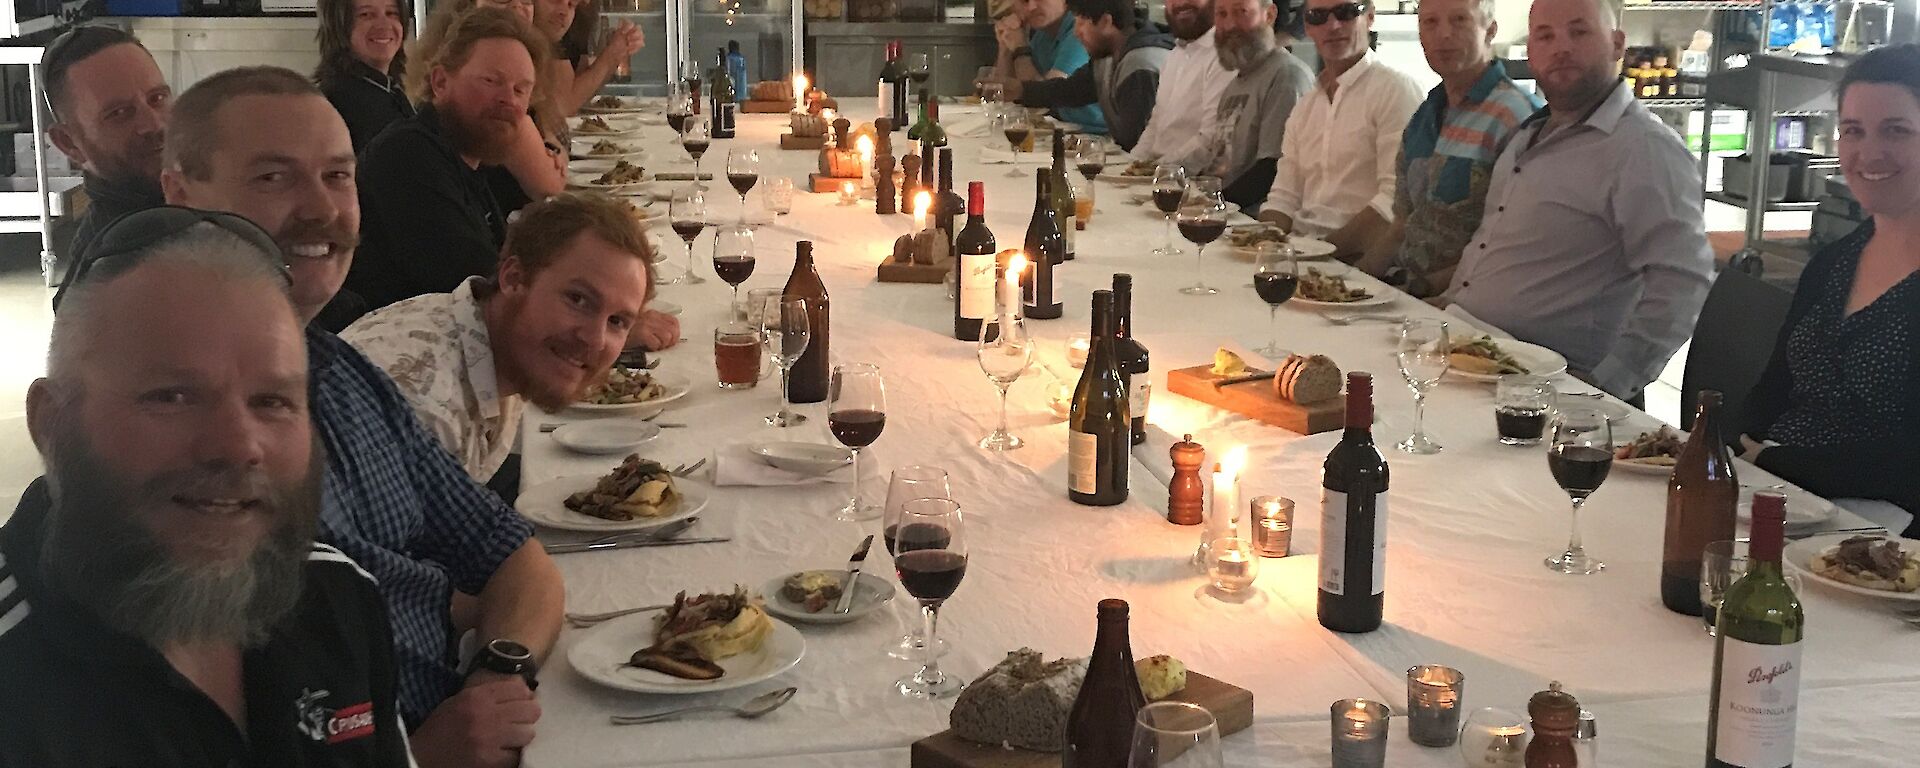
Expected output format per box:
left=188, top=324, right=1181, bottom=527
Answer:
left=319, top=61, right=416, bottom=153
left=347, top=102, right=506, bottom=314
left=65, top=171, right=164, bottom=270
left=1017, top=26, right=1175, bottom=152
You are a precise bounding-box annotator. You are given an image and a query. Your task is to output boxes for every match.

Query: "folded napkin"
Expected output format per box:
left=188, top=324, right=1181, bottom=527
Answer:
left=712, top=442, right=857, bottom=487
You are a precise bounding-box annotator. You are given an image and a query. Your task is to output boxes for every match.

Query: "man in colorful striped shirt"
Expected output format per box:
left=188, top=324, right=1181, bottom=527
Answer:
left=1358, top=0, right=1539, bottom=298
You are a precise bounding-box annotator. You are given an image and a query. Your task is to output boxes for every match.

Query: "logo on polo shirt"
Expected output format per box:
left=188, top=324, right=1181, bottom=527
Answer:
left=294, top=688, right=377, bottom=745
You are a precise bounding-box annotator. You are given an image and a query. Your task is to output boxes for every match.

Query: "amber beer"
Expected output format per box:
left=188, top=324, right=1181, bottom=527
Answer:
left=1074, top=194, right=1094, bottom=231
left=714, top=324, right=761, bottom=388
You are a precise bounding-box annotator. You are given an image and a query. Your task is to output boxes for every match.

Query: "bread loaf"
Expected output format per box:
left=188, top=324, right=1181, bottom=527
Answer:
left=1274, top=354, right=1342, bottom=404
left=750, top=80, right=794, bottom=102
left=789, top=112, right=828, bottom=138
left=949, top=649, right=1087, bottom=751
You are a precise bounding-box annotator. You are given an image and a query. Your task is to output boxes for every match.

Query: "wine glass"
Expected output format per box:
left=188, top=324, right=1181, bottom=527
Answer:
left=1252, top=244, right=1298, bottom=357
left=1394, top=319, right=1451, bottom=454
left=760, top=296, right=810, bottom=427
left=884, top=466, right=953, bottom=660
left=906, top=52, right=931, bottom=85
left=725, top=148, right=759, bottom=219
left=1128, top=701, right=1224, bottom=768
left=668, top=189, right=708, bottom=286
left=682, top=116, right=711, bottom=190
left=1175, top=182, right=1226, bottom=295
left=711, top=224, right=755, bottom=308
left=829, top=363, right=887, bottom=522
left=1003, top=112, right=1032, bottom=177
left=1072, top=134, right=1107, bottom=182
left=1151, top=164, right=1187, bottom=257
left=1545, top=407, right=1614, bottom=575
left=976, top=301, right=1033, bottom=451
left=666, top=82, right=691, bottom=140
left=893, top=497, right=968, bottom=699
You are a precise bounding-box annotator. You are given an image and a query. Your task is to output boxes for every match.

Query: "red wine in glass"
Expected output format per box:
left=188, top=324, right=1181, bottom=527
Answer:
left=1178, top=219, right=1226, bottom=246
left=895, top=550, right=967, bottom=601
left=671, top=219, right=705, bottom=244
left=1496, top=406, right=1551, bottom=443
left=728, top=173, right=759, bottom=197
left=1153, top=188, right=1184, bottom=213
left=885, top=521, right=954, bottom=557
left=712, top=254, right=755, bottom=286
left=1077, top=162, right=1103, bottom=181
left=684, top=140, right=710, bottom=161
left=667, top=112, right=690, bottom=133
left=1003, top=127, right=1031, bottom=151
left=1548, top=445, right=1614, bottom=497
left=1254, top=272, right=1299, bottom=305
left=829, top=408, right=887, bottom=448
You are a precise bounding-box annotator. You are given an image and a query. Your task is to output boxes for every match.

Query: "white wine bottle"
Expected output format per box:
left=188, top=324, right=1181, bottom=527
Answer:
left=1706, top=491, right=1803, bottom=768
left=1068, top=290, right=1128, bottom=506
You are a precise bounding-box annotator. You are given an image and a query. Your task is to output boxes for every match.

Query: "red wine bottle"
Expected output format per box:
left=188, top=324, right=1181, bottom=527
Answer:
left=1663, top=390, right=1739, bottom=616
left=953, top=181, right=996, bottom=342
left=1318, top=373, right=1388, bottom=633
left=1063, top=599, right=1146, bottom=768
left=1112, top=274, right=1150, bottom=446
left=1069, top=291, right=1127, bottom=506
left=876, top=42, right=902, bottom=130
left=783, top=241, right=830, bottom=403
left=1022, top=174, right=1063, bottom=320
left=934, top=147, right=960, bottom=249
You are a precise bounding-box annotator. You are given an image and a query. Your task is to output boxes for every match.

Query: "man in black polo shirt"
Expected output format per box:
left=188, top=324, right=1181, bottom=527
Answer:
left=42, top=25, right=171, bottom=266
left=0, top=210, right=410, bottom=767
left=347, top=7, right=540, bottom=314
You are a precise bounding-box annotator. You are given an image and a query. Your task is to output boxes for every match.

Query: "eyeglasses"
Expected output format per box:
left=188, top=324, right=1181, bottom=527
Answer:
left=53, top=206, right=290, bottom=311
left=1304, top=1, right=1369, bottom=25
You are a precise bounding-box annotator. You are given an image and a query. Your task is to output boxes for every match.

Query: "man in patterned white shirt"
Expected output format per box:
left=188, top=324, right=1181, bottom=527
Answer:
left=342, top=191, right=655, bottom=483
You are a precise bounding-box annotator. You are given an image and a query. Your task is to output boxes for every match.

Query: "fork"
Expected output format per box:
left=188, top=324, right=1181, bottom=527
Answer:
left=587, top=515, right=701, bottom=545
left=1318, top=313, right=1406, bottom=326
left=672, top=457, right=708, bottom=477
left=566, top=602, right=673, bottom=628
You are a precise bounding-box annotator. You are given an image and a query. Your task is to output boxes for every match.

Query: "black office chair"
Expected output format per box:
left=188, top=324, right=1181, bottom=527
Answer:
left=1680, top=265, right=1794, bottom=433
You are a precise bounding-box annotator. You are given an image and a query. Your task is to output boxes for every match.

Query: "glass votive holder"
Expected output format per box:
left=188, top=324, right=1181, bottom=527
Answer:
left=1066, top=332, right=1091, bottom=368
left=1494, top=375, right=1555, bottom=446
left=1573, top=709, right=1597, bottom=766
left=766, top=177, right=795, bottom=214
left=1405, top=664, right=1465, bottom=747
left=838, top=181, right=859, bottom=206
left=1456, top=707, right=1527, bottom=768
left=1251, top=496, right=1294, bottom=557
left=1330, top=698, right=1389, bottom=768
left=1205, top=537, right=1259, bottom=593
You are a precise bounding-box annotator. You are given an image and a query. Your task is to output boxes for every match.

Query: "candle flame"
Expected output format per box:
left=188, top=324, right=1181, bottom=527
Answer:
left=856, top=134, right=874, bottom=155
left=913, top=190, right=933, bottom=216
left=1007, top=253, right=1027, bottom=284
left=841, top=181, right=855, bottom=194
left=793, top=73, right=808, bottom=91
left=822, top=108, right=836, bottom=123
left=1222, top=446, right=1247, bottom=480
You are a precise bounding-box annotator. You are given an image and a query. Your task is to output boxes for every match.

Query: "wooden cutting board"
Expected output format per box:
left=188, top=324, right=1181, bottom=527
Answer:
left=909, top=672, right=1252, bottom=768
left=1165, top=365, right=1344, bottom=435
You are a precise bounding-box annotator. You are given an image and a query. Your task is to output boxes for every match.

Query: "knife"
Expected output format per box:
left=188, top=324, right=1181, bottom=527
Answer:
left=544, top=536, right=731, bottom=555
left=834, top=535, right=876, bottom=614
left=1212, top=369, right=1277, bottom=389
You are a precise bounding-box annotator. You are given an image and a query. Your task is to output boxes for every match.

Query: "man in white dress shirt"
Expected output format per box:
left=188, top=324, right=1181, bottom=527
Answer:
left=1258, top=0, right=1423, bottom=258
left=1130, top=0, right=1233, bottom=163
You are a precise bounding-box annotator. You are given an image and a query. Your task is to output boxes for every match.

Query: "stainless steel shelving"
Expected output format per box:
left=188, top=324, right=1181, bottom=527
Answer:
left=1624, top=1, right=1763, bottom=10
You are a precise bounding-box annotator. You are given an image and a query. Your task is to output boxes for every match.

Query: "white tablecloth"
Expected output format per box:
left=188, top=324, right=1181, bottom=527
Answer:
left=519, top=108, right=1915, bottom=767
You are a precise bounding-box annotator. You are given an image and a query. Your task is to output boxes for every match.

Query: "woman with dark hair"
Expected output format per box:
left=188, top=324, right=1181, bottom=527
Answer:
left=314, top=0, right=414, bottom=151
left=535, top=0, right=642, bottom=115
left=1741, top=43, right=1920, bottom=536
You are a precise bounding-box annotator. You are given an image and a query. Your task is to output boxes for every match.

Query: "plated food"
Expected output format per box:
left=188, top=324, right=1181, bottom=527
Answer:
left=593, top=160, right=647, bottom=186
left=586, top=95, right=640, bottom=112
left=1226, top=224, right=1287, bottom=250
left=1297, top=267, right=1372, bottom=303
left=1809, top=536, right=1919, bottom=593
left=585, top=139, right=636, bottom=157
left=568, top=590, right=805, bottom=695
left=627, top=587, right=774, bottom=680
left=563, top=454, right=680, bottom=521
left=780, top=571, right=843, bottom=613
left=576, top=115, right=620, bottom=134
left=1120, top=159, right=1156, bottom=177
left=1615, top=426, right=1685, bottom=467
left=1448, top=336, right=1531, bottom=376
left=582, top=366, right=667, bottom=405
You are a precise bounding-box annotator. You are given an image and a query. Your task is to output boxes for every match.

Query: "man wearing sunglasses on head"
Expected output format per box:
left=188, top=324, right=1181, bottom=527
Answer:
left=160, top=66, right=562, bottom=768
left=1164, top=0, right=1313, bottom=211
left=1438, top=0, right=1712, bottom=403
left=1258, top=0, right=1422, bottom=259
left=41, top=25, right=172, bottom=269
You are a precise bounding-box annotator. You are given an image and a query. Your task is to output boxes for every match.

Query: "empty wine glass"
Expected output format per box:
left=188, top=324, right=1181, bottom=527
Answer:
left=829, top=363, right=887, bottom=522
left=1175, top=181, right=1226, bottom=295
left=760, top=295, right=809, bottom=427
left=884, top=466, right=952, bottom=660
left=1395, top=319, right=1451, bottom=454
left=682, top=116, right=711, bottom=190
left=893, top=497, right=967, bottom=699
left=1003, top=112, right=1032, bottom=177
left=711, top=224, right=754, bottom=308
left=906, top=52, right=931, bottom=85
left=977, top=297, right=1033, bottom=451
left=1252, top=244, right=1298, bottom=357
left=725, top=148, right=759, bottom=219
left=1128, top=701, right=1224, bottom=768
left=1151, top=164, right=1187, bottom=257
left=668, top=189, right=708, bottom=286
left=1546, top=407, right=1614, bottom=575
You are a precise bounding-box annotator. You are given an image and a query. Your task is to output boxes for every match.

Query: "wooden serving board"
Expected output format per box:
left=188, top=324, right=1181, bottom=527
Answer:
left=910, top=672, right=1252, bottom=768
left=808, top=173, right=861, bottom=193
left=878, top=260, right=950, bottom=283
left=779, top=133, right=827, bottom=150
left=1165, top=365, right=1344, bottom=435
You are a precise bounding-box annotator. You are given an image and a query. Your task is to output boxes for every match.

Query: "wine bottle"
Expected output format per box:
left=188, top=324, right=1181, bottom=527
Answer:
left=876, top=42, right=902, bottom=130
left=783, top=241, right=830, bottom=403
left=953, top=181, right=996, bottom=342
left=1112, top=274, right=1150, bottom=446
left=1706, top=491, right=1803, bottom=768
left=1318, top=372, right=1388, bottom=633
left=1049, top=128, right=1076, bottom=261
left=1663, top=390, right=1740, bottom=616
left=1063, top=599, right=1146, bottom=768
left=1069, top=291, right=1128, bottom=506
left=711, top=48, right=737, bottom=138
left=887, top=41, right=911, bottom=130
left=907, top=89, right=930, bottom=141
left=1022, top=174, right=1064, bottom=320
left=921, top=93, right=948, bottom=164
left=934, top=147, right=961, bottom=248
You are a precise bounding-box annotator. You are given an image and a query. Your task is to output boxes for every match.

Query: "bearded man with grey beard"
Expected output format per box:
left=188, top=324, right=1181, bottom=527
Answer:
left=0, top=210, right=412, bottom=768
left=1167, top=0, right=1313, bottom=211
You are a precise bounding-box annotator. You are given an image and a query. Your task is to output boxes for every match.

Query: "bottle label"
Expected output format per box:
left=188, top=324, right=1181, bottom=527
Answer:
left=1318, top=490, right=1386, bottom=596
left=877, top=82, right=893, bottom=121
left=1713, top=637, right=1801, bottom=767
left=1069, top=430, right=1098, bottom=495
left=959, top=252, right=995, bottom=320
left=1129, top=378, right=1150, bottom=419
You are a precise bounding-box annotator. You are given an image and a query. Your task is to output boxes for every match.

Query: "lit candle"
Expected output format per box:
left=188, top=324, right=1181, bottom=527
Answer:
left=1331, top=698, right=1389, bottom=768
left=1251, top=495, right=1294, bottom=558
left=792, top=73, right=808, bottom=113
left=1067, top=333, right=1090, bottom=368
left=912, top=190, right=932, bottom=233
left=839, top=181, right=857, bottom=206
left=1001, top=253, right=1026, bottom=316
left=856, top=134, right=875, bottom=190
left=821, top=108, right=836, bottom=128
left=1210, top=447, right=1246, bottom=540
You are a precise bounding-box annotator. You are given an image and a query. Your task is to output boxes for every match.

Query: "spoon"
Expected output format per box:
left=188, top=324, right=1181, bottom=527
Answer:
left=609, top=687, right=798, bottom=725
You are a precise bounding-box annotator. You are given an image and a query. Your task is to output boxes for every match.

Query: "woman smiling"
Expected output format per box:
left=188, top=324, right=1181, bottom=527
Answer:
left=314, top=0, right=414, bottom=152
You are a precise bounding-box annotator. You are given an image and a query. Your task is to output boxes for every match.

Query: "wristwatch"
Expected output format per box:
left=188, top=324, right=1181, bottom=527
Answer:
left=469, top=638, right=539, bottom=690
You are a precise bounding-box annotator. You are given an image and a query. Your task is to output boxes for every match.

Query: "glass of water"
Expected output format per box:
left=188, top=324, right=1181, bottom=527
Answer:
left=1395, top=319, right=1451, bottom=454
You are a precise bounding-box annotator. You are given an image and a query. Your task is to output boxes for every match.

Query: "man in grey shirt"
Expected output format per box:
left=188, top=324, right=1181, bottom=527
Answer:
left=1442, top=0, right=1712, bottom=401
left=1171, top=0, right=1312, bottom=211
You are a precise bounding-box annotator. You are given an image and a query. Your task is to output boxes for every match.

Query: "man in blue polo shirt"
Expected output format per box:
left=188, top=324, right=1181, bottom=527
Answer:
left=994, top=0, right=1108, bottom=133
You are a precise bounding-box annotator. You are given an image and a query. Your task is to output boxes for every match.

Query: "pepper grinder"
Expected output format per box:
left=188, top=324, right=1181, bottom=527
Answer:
left=900, top=151, right=922, bottom=214
left=1525, top=682, right=1581, bottom=768
left=1168, top=434, right=1204, bottom=525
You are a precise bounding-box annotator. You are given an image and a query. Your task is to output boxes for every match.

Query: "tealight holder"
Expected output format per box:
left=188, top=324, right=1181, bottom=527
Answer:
left=1405, top=664, right=1464, bottom=747
left=1204, top=536, right=1259, bottom=594
left=1252, top=496, right=1294, bottom=557
left=1066, top=332, right=1090, bottom=368
left=838, top=181, right=859, bottom=206
left=1330, top=698, right=1389, bottom=768
left=1457, top=708, right=1527, bottom=767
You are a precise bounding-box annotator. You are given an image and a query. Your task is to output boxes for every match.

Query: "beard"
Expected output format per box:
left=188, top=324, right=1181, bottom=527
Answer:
left=519, top=333, right=597, bottom=412
left=440, top=101, right=522, bottom=166
left=40, top=424, right=322, bottom=649
left=1216, top=24, right=1277, bottom=71
left=1539, top=63, right=1619, bottom=114
left=1168, top=5, right=1214, bottom=41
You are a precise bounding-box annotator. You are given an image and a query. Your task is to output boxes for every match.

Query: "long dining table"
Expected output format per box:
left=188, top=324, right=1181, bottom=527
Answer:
left=518, top=104, right=1918, bottom=767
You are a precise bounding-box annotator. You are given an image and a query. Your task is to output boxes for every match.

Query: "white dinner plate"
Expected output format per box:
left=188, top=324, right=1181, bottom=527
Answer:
left=570, top=172, right=652, bottom=192
left=568, top=371, right=690, bottom=416
left=1738, top=493, right=1838, bottom=528
left=1784, top=533, right=1920, bottom=603
left=1445, top=340, right=1570, bottom=382
left=571, top=156, right=649, bottom=173
left=551, top=420, right=661, bottom=454
left=1100, top=172, right=1152, bottom=186
left=570, top=117, right=645, bottom=138
left=515, top=475, right=709, bottom=533
left=750, top=442, right=853, bottom=476
left=1228, top=236, right=1337, bottom=261
left=1290, top=292, right=1397, bottom=309
left=1613, top=456, right=1676, bottom=476
left=570, top=141, right=646, bottom=161
left=568, top=609, right=806, bottom=694
left=580, top=96, right=656, bottom=114
left=759, top=571, right=895, bottom=625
